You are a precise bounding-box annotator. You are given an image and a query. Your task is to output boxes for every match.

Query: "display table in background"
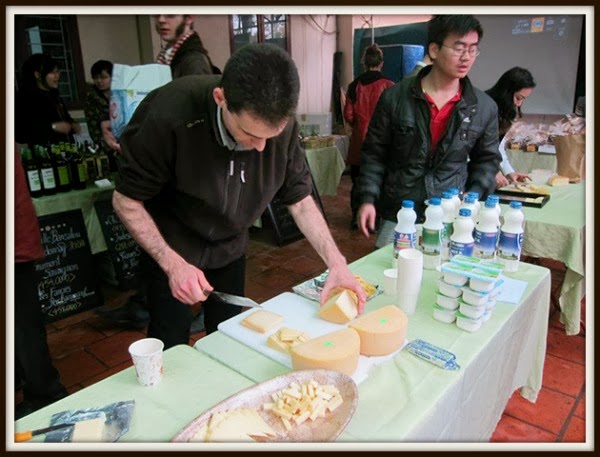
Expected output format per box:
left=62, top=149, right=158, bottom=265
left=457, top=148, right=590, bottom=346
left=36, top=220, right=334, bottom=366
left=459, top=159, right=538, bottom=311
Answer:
left=305, top=146, right=346, bottom=196
left=32, top=183, right=115, bottom=254
left=195, top=246, right=551, bottom=442
left=13, top=345, right=255, bottom=443
left=505, top=149, right=557, bottom=174
left=501, top=181, right=586, bottom=335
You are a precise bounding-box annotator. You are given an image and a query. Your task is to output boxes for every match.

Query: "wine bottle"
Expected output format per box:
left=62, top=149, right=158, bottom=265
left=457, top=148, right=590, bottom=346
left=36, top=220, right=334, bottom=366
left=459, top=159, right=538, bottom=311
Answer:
left=21, top=146, right=43, bottom=198
left=68, top=143, right=87, bottom=190
left=51, top=144, right=71, bottom=192
left=35, top=145, right=57, bottom=195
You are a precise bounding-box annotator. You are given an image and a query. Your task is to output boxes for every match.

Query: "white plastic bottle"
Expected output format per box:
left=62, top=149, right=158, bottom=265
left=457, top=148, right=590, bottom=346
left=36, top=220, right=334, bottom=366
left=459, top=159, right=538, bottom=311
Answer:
left=448, top=187, right=462, bottom=217
left=467, top=191, right=481, bottom=218
left=440, top=191, right=455, bottom=261
left=459, top=194, right=479, bottom=221
left=474, top=199, right=500, bottom=260
left=497, top=201, right=525, bottom=272
left=449, top=208, right=475, bottom=258
left=421, top=197, right=444, bottom=269
left=488, top=194, right=502, bottom=227
left=393, top=200, right=417, bottom=261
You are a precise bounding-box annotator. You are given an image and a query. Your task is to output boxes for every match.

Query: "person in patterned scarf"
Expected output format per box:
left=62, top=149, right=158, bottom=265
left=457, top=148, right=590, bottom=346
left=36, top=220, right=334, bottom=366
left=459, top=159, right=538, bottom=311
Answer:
left=154, top=14, right=220, bottom=78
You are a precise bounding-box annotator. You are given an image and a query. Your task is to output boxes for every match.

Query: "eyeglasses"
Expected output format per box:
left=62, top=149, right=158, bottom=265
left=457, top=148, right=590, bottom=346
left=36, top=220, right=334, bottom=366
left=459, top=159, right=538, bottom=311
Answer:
left=441, top=44, right=481, bottom=58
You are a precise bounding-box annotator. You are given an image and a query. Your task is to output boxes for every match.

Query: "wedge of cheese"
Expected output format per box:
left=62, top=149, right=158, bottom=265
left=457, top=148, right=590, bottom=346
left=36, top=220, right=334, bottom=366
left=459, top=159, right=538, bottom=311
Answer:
left=290, top=328, right=360, bottom=375
left=349, top=305, right=408, bottom=356
left=203, top=408, right=277, bottom=442
left=71, top=413, right=106, bottom=442
left=241, top=309, right=284, bottom=333
left=318, top=289, right=358, bottom=324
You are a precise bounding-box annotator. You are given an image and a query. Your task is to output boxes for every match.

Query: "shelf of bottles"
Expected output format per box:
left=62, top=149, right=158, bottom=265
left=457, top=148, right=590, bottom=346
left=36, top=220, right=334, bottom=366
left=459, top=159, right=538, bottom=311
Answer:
left=20, top=141, right=112, bottom=198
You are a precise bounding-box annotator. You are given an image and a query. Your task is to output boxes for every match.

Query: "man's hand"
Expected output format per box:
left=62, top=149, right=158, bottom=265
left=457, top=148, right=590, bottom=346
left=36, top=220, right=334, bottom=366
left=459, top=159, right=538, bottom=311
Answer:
left=320, top=265, right=367, bottom=314
left=506, top=172, right=531, bottom=183
left=101, top=120, right=121, bottom=153
left=358, top=203, right=376, bottom=238
left=162, top=254, right=213, bottom=305
left=495, top=171, right=510, bottom=189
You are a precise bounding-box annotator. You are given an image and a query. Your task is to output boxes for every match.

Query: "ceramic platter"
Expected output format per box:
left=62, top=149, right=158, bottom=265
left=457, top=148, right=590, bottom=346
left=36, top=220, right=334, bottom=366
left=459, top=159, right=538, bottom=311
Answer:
left=170, top=369, right=358, bottom=443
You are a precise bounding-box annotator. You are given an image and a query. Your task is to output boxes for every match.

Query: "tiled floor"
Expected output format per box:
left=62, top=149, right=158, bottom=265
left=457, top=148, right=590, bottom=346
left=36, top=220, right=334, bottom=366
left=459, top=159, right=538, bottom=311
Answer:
left=15, top=174, right=587, bottom=443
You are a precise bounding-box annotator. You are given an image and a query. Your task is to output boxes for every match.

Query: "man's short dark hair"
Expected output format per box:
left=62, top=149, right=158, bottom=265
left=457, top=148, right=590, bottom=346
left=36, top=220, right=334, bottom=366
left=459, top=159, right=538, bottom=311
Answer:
left=427, top=15, right=483, bottom=49
left=363, top=43, right=384, bottom=69
left=221, top=43, right=300, bottom=127
left=91, top=59, right=113, bottom=78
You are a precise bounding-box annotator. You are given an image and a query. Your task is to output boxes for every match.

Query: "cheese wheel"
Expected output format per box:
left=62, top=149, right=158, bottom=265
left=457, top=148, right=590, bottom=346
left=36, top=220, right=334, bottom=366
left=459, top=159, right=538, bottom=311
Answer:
left=318, top=290, right=358, bottom=324
left=290, top=328, right=360, bottom=375
left=349, top=305, right=408, bottom=356
left=241, top=309, right=284, bottom=333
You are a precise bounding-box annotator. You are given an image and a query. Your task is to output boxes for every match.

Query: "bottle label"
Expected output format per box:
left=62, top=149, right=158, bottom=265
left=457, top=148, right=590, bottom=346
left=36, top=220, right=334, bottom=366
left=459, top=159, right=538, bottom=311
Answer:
left=393, top=231, right=416, bottom=258
left=442, top=222, right=453, bottom=244
left=77, top=163, right=87, bottom=182
left=40, top=168, right=56, bottom=188
left=57, top=165, right=70, bottom=185
left=421, top=228, right=442, bottom=255
left=498, top=231, right=524, bottom=260
left=474, top=229, right=498, bottom=259
left=449, top=240, right=474, bottom=258
left=27, top=170, right=42, bottom=191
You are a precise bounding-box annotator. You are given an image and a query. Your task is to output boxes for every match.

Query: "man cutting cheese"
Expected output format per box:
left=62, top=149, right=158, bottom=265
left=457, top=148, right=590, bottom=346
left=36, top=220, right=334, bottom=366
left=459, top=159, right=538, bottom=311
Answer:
left=113, top=44, right=366, bottom=349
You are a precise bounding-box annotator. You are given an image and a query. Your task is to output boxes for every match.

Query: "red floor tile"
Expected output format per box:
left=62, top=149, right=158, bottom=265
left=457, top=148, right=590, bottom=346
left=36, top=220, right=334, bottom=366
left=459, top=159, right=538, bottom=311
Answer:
left=562, top=416, right=586, bottom=442
left=490, top=414, right=557, bottom=442
left=503, top=388, right=575, bottom=435
left=280, top=255, right=325, bottom=277
left=46, top=321, right=108, bottom=359
left=251, top=266, right=307, bottom=292
left=573, top=392, right=586, bottom=419
left=50, top=307, right=99, bottom=330
left=245, top=281, right=281, bottom=304
left=53, top=350, right=107, bottom=388
left=545, top=326, right=585, bottom=365
left=86, top=329, right=147, bottom=368
left=542, top=354, right=586, bottom=397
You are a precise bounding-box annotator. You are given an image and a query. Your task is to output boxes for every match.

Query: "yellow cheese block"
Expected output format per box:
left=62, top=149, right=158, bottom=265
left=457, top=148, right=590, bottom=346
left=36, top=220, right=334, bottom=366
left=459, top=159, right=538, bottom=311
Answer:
left=267, top=327, right=311, bottom=354
left=318, top=289, right=358, bottom=324
left=349, top=305, right=408, bottom=356
left=71, top=414, right=106, bottom=442
left=290, top=328, right=360, bottom=375
left=241, top=309, right=284, bottom=333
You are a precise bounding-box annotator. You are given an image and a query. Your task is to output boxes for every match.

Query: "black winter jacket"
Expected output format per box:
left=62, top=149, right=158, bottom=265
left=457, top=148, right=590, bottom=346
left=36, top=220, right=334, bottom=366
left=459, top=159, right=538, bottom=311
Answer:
left=357, top=66, right=500, bottom=222
left=116, top=75, right=312, bottom=269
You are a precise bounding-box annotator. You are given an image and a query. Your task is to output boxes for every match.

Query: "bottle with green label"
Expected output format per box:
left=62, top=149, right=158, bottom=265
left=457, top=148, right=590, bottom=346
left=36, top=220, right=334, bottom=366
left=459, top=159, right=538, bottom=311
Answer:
left=68, top=143, right=87, bottom=190
left=21, top=146, right=43, bottom=198
left=83, top=142, right=98, bottom=183
left=34, top=145, right=57, bottom=195
left=51, top=144, right=71, bottom=192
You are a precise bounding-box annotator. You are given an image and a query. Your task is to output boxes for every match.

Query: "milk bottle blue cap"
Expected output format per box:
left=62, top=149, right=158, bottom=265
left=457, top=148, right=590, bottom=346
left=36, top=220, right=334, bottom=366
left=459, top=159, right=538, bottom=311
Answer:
left=429, top=197, right=441, bottom=206
left=402, top=200, right=415, bottom=209
left=441, top=191, right=452, bottom=199
left=509, top=201, right=523, bottom=210
left=468, top=191, right=480, bottom=200
left=448, top=188, right=459, bottom=196
left=464, top=194, right=477, bottom=204
left=458, top=208, right=472, bottom=217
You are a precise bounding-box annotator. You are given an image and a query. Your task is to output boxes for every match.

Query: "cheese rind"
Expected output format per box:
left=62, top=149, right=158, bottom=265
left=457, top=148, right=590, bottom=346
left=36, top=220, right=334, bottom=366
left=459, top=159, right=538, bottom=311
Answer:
left=290, top=328, right=360, bottom=375
left=318, top=290, right=358, bottom=324
left=241, top=309, right=284, bottom=333
left=349, top=305, right=408, bottom=356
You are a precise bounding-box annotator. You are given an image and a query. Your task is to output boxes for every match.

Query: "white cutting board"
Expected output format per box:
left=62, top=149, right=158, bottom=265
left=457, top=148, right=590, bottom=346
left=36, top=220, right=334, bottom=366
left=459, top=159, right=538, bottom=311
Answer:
left=217, top=292, right=406, bottom=384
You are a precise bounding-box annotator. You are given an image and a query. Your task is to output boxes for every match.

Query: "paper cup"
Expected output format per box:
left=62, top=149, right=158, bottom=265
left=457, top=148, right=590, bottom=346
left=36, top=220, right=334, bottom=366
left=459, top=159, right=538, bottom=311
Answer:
left=383, top=269, right=398, bottom=296
left=397, top=292, right=420, bottom=315
left=128, top=338, right=164, bottom=386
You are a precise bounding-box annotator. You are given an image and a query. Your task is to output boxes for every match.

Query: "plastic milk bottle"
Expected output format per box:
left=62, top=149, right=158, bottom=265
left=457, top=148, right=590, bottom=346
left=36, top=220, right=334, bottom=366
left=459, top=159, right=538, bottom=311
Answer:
left=448, top=187, right=462, bottom=217
left=467, top=191, right=481, bottom=218
left=474, top=198, right=500, bottom=260
left=460, top=193, right=479, bottom=221
left=449, top=208, right=475, bottom=258
left=393, top=200, right=417, bottom=261
left=421, top=197, right=444, bottom=269
left=440, top=191, right=455, bottom=261
left=497, top=201, right=525, bottom=272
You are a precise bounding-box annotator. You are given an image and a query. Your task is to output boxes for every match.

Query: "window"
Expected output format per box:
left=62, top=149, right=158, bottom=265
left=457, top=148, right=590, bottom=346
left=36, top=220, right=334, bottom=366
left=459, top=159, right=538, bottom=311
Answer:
left=229, top=15, right=290, bottom=53
left=14, top=15, right=86, bottom=108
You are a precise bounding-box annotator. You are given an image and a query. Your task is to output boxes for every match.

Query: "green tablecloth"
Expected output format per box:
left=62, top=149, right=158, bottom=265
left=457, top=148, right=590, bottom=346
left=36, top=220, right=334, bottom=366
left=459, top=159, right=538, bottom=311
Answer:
left=195, top=245, right=551, bottom=442
left=12, top=345, right=255, bottom=446
left=505, top=149, right=556, bottom=174
left=305, top=146, right=346, bottom=196
left=500, top=181, right=585, bottom=335
left=32, top=183, right=115, bottom=254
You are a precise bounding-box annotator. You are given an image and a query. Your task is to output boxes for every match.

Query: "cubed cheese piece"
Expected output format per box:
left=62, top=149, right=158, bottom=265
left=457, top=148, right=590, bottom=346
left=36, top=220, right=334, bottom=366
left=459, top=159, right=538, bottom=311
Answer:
left=349, top=305, right=408, bottom=356
left=241, top=310, right=284, bottom=333
left=318, top=290, right=358, bottom=324
left=267, top=333, right=291, bottom=353
left=71, top=414, right=106, bottom=442
left=290, top=328, right=360, bottom=375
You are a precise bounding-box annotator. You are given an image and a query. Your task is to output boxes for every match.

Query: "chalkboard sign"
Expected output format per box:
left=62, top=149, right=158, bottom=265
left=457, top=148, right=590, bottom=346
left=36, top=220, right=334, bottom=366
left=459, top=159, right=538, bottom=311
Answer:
left=33, top=209, right=101, bottom=322
left=94, top=199, right=141, bottom=289
left=264, top=168, right=326, bottom=246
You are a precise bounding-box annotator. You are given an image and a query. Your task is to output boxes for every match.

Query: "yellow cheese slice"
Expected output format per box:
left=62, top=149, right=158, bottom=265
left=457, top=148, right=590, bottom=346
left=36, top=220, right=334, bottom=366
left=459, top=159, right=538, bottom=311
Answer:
left=318, top=289, right=358, bottom=324
left=204, top=408, right=276, bottom=442
left=71, top=414, right=106, bottom=442
left=290, top=328, right=360, bottom=375
left=241, top=309, right=284, bottom=333
left=349, top=305, right=408, bottom=356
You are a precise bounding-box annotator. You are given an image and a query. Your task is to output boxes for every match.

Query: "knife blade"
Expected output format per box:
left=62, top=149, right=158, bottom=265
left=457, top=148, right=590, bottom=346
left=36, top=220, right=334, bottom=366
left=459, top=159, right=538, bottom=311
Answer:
left=15, top=422, right=74, bottom=442
left=208, top=290, right=261, bottom=308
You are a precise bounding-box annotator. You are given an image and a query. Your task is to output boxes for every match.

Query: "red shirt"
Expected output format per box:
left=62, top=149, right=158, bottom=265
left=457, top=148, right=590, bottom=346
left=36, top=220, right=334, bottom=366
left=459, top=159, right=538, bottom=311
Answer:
left=424, top=87, right=463, bottom=153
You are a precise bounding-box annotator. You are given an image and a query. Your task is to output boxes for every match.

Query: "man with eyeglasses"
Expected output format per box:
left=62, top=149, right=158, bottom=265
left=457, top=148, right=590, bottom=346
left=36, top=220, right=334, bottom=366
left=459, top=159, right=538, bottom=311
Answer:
left=356, top=15, right=500, bottom=247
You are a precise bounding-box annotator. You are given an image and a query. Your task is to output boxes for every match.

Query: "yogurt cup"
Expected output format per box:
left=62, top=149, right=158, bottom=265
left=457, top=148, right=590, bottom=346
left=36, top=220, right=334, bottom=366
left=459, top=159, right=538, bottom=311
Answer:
left=459, top=300, right=486, bottom=319
left=436, top=293, right=460, bottom=311
left=486, top=297, right=497, bottom=310
left=456, top=313, right=483, bottom=332
left=469, top=276, right=498, bottom=293
left=443, top=271, right=469, bottom=286
left=438, top=279, right=463, bottom=298
left=432, top=304, right=457, bottom=323
left=461, top=287, right=490, bottom=306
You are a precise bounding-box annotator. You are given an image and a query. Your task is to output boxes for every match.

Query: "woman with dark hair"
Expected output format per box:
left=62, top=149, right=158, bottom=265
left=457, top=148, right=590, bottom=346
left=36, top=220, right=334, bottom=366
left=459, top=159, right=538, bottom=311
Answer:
left=486, top=67, right=536, bottom=188
left=15, top=53, right=81, bottom=149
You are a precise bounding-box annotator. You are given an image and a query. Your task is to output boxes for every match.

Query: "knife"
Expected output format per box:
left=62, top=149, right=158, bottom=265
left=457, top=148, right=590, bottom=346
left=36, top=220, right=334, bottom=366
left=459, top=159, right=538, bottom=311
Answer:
left=207, top=290, right=261, bottom=308
left=15, top=423, right=74, bottom=442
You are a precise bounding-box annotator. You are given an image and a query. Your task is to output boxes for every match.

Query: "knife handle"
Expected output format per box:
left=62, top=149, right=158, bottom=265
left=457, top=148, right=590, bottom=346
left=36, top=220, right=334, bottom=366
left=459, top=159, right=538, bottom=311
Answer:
left=14, top=431, right=33, bottom=442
